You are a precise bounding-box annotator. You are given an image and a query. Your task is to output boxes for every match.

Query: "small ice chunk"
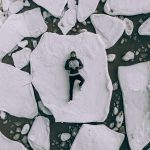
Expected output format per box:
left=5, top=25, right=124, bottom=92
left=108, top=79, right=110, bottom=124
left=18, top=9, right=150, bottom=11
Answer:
left=124, top=18, right=134, bottom=36
left=116, top=111, right=124, bottom=128
left=60, top=133, right=71, bottom=141
left=91, top=14, right=125, bottom=49
left=77, top=0, right=100, bottom=22
left=38, top=101, right=52, bottom=115
left=28, top=116, right=50, bottom=150
left=113, top=107, right=119, bottom=115
left=71, top=124, right=124, bottom=150
left=122, top=51, right=134, bottom=61
left=32, top=40, right=38, bottom=48
left=12, top=47, right=31, bottom=69
left=107, top=54, right=116, bottom=62
left=21, top=124, right=30, bottom=135
left=58, top=5, right=77, bottom=34
left=23, top=0, right=30, bottom=7
left=42, top=11, right=51, bottom=19
left=18, top=40, right=28, bottom=48
left=9, top=0, right=24, bottom=14
left=0, top=111, right=6, bottom=119
left=0, top=132, right=27, bottom=150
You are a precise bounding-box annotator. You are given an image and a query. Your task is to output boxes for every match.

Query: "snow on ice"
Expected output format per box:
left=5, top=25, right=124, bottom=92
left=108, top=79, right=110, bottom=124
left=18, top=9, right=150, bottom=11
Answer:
left=0, top=63, right=38, bottom=118
left=70, top=124, right=124, bottom=150
left=31, top=32, right=113, bottom=123
left=28, top=116, right=50, bottom=150
left=118, top=62, right=150, bottom=150
left=91, top=14, right=125, bottom=49
left=0, top=8, right=47, bottom=60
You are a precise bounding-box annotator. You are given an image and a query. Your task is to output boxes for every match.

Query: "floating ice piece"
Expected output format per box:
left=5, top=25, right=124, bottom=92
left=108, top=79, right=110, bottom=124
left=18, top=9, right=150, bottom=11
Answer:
left=61, top=133, right=71, bottom=141
left=107, top=54, right=116, bottom=62
left=124, top=18, right=134, bottom=36
left=118, top=62, right=150, bottom=150
left=58, top=5, right=77, bottom=34
left=104, top=0, right=150, bottom=16
left=9, top=0, right=24, bottom=14
left=77, top=0, right=100, bottom=22
left=138, top=18, right=150, bottom=36
left=38, top=101, right=52, bottom=115
left=42, top=11, right=51, bottom=19
left=122, top=51, right=134, bottom=61
left=0, top=111, right=6, bottom=119
left=32, top=0, right=68, bottom=18
left=0, top=131, right=27, bottom=150
left=0, top=63, right=38, bottom=118
left=31, top=32, right=112, bottom=123
left=70, top=124, right=124, bottom=150
left=0, top=8, right=47, bottom=60
left=28, top=116, right=50, bottom=150
left=12, top=47, right=31, bottom=69
left=18, top=40, right=28, bottom=48
left=21, top=124, right=30, bottom=135
left=91, top=14, right=125, bottom=49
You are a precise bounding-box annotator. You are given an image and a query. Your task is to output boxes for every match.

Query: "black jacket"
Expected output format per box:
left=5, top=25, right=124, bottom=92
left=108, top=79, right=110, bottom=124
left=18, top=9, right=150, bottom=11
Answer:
left=65, top=57, right=83, bottom=75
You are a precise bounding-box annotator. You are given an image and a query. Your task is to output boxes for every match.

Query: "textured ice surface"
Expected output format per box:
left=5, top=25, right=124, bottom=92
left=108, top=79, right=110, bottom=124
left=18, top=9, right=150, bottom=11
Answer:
left=91, top=14, right=125, bottom=49
left=31, top=32, right=112, bottom=123
left=28, top=116, right=50, bottom=150
left=118, top=62, right=150, bottom=150
left=71, top=124, right=124, bottom=150
left=0, top=63, right=38, bottom=118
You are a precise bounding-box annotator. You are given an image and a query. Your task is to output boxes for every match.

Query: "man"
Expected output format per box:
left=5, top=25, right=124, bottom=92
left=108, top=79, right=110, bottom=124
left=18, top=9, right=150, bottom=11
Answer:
left=65, top=51, right=85, bottom=101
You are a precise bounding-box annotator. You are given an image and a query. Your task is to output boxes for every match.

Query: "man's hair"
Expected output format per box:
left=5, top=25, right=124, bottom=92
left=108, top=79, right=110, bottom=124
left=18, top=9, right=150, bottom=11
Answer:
left=70, top=51, right=76, bottom=55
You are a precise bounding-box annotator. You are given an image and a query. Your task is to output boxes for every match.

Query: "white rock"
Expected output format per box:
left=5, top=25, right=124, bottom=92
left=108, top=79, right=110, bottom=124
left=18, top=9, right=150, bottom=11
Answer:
left=124, top=18, right=134, bottom=36
left=107, top=54, right=116, bottom=62
left=58, top=5, right=77, bottom=34
left=0, top=132, right=27, bottom=150
left=118, top=62, right=150, bottom=150
left=9, top=0, right=24, bottom=14
left=28, top=116, right=50, bottom=150
left=0, top=63, right=38, bottom=118
left=91, top=14, right=125, bottom=49
left=122, top=51, right=134, bottom=61
left=21, top=124, right=30, bottom=135
left=70, top=124, right=124, bottom=150
left=104, top=0, right=150, bottom=16
left=32, top=0, right=68, bottom=18
left=77, top=0, right=100, bottom=22
left=60, top=133, right=71, bottom=141
left=30, top=32, right=112, bottom=123
left=138, top=18, right=150, bottom=36
left=0, top=111, right=6, bottom=119
left=23, top=0, right=30, bottom=7
left=12, top=47, right=31, bottom=69
left=18, top=40, right=28, bottom=48
left=38, top=101, right=52, bottom=115
left=0, top=8, right=47, bottom=60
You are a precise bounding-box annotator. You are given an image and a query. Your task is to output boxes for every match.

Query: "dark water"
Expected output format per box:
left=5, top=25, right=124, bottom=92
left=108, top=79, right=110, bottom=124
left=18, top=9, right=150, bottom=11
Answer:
left=0, top=1, right=150, bottom=150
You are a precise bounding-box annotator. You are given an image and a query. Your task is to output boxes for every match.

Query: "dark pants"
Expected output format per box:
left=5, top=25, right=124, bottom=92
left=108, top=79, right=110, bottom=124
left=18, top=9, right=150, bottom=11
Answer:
left=69, top=74, right=85, bottom=100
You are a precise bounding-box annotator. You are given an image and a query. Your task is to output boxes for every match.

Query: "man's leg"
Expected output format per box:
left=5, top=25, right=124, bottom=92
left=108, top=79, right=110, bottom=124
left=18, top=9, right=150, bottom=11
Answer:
left=69, top=76, right=75, bottom=100
left=76, top=74, right=85, bottom=87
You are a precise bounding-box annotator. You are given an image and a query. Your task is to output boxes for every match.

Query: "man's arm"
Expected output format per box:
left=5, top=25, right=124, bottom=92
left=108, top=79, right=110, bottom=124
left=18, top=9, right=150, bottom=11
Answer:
left=78, top=59, right=84, bottom=69
left=65, top=60, right=70, bottom=70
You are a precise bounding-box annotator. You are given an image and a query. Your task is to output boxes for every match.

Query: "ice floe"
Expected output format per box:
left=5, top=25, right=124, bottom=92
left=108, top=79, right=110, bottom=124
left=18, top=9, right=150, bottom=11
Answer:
left=12, top=47, right=31, bottom=69
left=70, top=124, right=124, bottom=150
left=21, top=124, right=30, bottom=135
left=118, top=62, right=150, bottom=150
left=124, top=18, right=134, bottom=36
left=122, top=51, right=134, bottom=61
left=104, top=0, right=150, bottom=16
left=0, top=131, right=27, bottom=150
left=0, top=8, right=47, bottom=60
left=91, top=14, right=125, bottom=49
left=107, top=54, right=116, bottom=62
left=28, top=116, right=50, bottom=150
left=0, top=63, right=38, bottom=118
left=31, top=32, right=112, bottom=123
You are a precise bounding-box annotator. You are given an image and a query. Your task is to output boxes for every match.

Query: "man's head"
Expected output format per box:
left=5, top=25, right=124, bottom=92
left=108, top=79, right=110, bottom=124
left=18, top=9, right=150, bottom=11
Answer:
left=70, top=51, right=76, bottom=58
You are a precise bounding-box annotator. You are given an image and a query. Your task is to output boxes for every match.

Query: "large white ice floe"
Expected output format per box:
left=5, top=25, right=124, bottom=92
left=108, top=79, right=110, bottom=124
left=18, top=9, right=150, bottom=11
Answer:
left=118, top=62, right=150, bottom=150
left=32, top=0, right=68, bottom=18
left=12, top=47, right=31, bottom=69
left=0, top=131, right=27, bottom=150
left=91, top=14, right=125, bottom=49
left=138, top=18, right=150, bottom=36
left=104, top=0, right=150, bottom=16
left=31, top=32, right=113, bottom=123
left=0, top=8, right=47, bottom=60
left=70, top=124, right=124, bottom=150
left=77, top=0, right=100, bottom=22
left=0, top=63, right=38, bottom=118
left=28, top=116, right=50, bottom=150
left=58, top=5, right=77, bottom=34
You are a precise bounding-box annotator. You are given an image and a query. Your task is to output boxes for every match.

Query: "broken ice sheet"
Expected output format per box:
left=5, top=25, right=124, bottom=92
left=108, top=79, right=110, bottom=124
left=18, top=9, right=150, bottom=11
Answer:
left=70, top=124, right=124, bottom=150
left=118, top=62, right=150, bottom=150
left=0, top=131, right=27, bottom=150
left=91, top=14, right=125, bottom=49
left=31, top=32, right=112, bottom=123
left=28, top=116, right=50, bottom=150
left=0, top=63, right=38, bottom=118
